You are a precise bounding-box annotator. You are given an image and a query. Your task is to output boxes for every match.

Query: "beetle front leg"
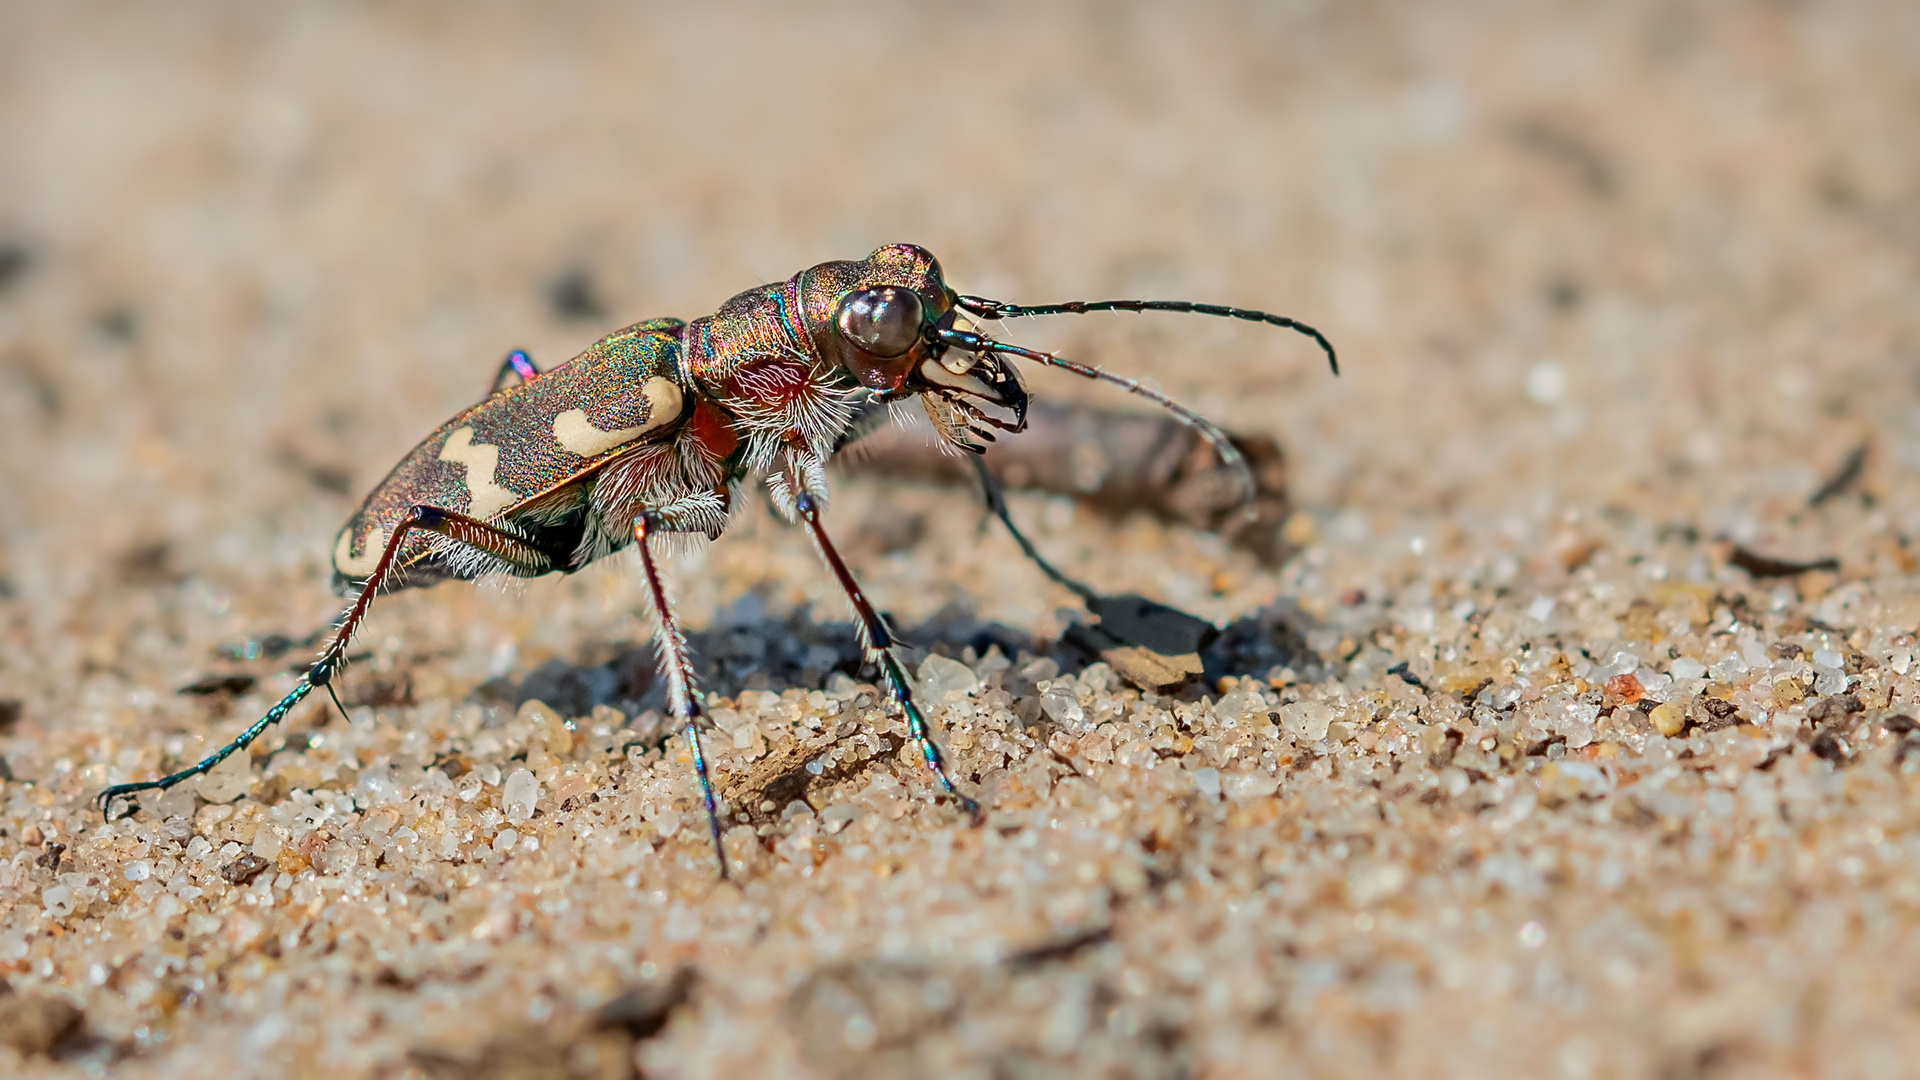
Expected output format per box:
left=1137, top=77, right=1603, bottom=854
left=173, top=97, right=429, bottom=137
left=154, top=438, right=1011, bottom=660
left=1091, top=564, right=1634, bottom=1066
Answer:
left=792, top=491, right=980, bottom=816
left=969, top=454, right=1103, bottom=604
left=631, top=511, right=730, bottom=879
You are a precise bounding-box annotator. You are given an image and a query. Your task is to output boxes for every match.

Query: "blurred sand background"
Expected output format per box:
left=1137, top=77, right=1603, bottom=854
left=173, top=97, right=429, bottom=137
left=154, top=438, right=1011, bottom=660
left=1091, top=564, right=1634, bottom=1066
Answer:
left=2, top=2, right=1920, bottom=1077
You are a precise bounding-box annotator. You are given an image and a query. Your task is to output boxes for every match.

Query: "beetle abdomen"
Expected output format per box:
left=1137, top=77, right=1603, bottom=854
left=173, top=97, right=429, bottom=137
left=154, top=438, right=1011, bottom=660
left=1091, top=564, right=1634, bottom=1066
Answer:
left=330, top=319, right=690, bottom=593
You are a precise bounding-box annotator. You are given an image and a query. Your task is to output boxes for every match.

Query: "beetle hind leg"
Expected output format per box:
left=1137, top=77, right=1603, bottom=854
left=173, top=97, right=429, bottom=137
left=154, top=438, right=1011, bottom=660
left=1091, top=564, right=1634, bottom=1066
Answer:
left=99, top=504, right=558, bottom=820
left=486, top=350, right=540, bottom=397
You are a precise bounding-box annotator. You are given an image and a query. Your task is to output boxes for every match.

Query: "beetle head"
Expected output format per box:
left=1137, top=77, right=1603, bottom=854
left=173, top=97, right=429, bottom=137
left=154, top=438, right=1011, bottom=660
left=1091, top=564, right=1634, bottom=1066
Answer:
left=804, top=244, right=1028, bottom=453
left=800, top=243, right=1338, bottom=513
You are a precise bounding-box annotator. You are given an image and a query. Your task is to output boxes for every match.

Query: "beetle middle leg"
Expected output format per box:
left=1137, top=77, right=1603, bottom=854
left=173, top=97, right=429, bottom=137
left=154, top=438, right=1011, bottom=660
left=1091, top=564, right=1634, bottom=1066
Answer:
left=792, top=490, right=980, bottom=817
left=631, top=510, right=729, bottom=879
left=97, top=505, right=556, bottom=819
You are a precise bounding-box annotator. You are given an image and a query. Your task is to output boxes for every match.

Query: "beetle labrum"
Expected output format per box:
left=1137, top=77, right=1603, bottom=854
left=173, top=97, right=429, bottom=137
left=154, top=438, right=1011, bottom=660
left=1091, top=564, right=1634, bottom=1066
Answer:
left=97, top=244, right=1336, bottom=878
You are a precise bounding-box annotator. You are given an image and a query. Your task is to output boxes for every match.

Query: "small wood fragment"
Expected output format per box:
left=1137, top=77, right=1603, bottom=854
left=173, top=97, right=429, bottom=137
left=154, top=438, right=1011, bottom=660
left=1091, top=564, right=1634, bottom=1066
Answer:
left=1101, top=646, right=1203, bottom=692
left=178, top=673, right=256, bottom=696
left=718, top=734, right=823, bottom=819
left=220, top=853, right=271, bottom=886
left=1727, top=545, right=1840, bottom=579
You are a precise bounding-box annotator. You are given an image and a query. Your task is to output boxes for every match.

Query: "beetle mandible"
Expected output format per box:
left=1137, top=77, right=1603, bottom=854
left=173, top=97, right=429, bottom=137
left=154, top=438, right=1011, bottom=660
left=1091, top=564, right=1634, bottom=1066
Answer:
left=97, top=243, right=1337, bottom=878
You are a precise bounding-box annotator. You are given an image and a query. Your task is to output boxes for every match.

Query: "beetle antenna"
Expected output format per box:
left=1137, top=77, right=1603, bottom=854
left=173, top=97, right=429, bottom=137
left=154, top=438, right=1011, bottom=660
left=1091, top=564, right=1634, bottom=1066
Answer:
left=954, top=295, right=1338, bottom=376
left=933, top=326, right=1257, bottom=512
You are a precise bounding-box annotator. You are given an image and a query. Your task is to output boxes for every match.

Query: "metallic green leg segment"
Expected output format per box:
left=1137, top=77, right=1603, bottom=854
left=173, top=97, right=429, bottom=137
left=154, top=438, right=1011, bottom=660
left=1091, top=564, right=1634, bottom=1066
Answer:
left=633, top=512, right=730, bottom=880
left=794, top=491, right=978, bottom=816
left=97, top=503, right=552, bottom=821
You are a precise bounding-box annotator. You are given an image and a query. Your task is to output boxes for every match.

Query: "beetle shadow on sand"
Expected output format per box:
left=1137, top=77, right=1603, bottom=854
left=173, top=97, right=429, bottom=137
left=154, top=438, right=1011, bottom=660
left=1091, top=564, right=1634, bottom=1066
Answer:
left=479, top=591, right=1322, bottom=727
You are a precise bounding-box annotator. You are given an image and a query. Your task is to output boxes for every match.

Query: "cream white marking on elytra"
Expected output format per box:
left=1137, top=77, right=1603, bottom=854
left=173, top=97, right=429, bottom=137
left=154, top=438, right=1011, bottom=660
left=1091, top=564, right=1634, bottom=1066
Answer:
left=333, top=524, right=386, bottom=577
left=552, top=376, right=685, bottom=457
left=438, top=427, right=520, bottom=518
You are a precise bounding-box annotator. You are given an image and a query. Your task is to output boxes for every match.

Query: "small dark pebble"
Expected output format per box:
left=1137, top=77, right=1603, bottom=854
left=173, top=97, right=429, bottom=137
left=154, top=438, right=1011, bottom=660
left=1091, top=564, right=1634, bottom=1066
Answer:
left=93, top=307, right=138, bottom=342
left=1700, top=697, right=1739, bottom=721
left=35, top=844, right=65, bottom=873
left=118, top=540, right=179, bottom=586
left=1089, top=594, right=1218, bottom=656
left=178, top=674, right=257, bottom=697
left=1526, top=735, right=1566, bottom=757
left=342, top=673, right=413, bottom=709
left=1806, top=694, right=1863, bottom=724
left=0, top=700, right=20, bottom=734
left=1809, top=442, right=1868, bottom=507
left=547, top=266, right=607, bottom=322
left=1428, top=728, right=1464, bottom=769
left=0, top=243, right=31, bottom=294
left=223, top=634, right=296, bottom=662
left=372, top=968, right=417, bottom=990
left=220, top=854, right=271, bottom=886
left=1768, top=641, right=1803, bottom=660
left=1008, top=925, right=1115, bottom=969
left=1727, top=546, right=1840, bottom=579
left=1884, top=714, right=1920, bottom=735
left=1385, top=661, right=1426, bottom=689
left=0, top=985, right=85, bottom=1057
left=594, top=967, right=696, bottom=1040
left=1810, top=730, right=1850, bottom=763
left=1546, top=276, right=1581, bottom=310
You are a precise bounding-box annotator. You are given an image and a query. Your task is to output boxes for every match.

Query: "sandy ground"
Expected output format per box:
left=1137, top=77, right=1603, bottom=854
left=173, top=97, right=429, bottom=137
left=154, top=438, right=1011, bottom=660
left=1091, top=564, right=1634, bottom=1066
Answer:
left=3, top=2, right=1920, bottom=1077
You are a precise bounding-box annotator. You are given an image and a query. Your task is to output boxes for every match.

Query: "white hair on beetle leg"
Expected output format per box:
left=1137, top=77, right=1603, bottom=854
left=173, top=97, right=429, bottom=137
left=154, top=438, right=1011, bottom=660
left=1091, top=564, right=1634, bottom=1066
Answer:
left=631, top=523, right=700, bottom=723
left=414, top=518, right=546, bottom=584
left=650, top=489, right=729, bottom=533
left=918, top=391, right=984, bottom=456
left=765, top=470, right=799, bottom=522
left=765, top=451, right=830, bottom=522
left=642, top=489, right=729, bottom=558
left=733, top=347, right=864, bottom=476
left=650, top=529, right=714, bottom=560
left=885, top=396, right=944, bottom=448
left=474, top=574, right=535, bottom=601
left=581, top=423, right=735, bottom=565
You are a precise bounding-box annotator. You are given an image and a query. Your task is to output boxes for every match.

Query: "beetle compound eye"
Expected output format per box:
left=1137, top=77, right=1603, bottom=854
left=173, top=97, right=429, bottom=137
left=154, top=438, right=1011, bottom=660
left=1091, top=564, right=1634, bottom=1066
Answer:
left=836, top=286, right=924, bottom=357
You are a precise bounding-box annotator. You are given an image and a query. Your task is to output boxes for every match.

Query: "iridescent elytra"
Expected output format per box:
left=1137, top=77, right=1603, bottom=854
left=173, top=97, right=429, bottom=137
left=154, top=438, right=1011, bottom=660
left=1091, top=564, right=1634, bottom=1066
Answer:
left=98, top=244, right=1337, bottom=879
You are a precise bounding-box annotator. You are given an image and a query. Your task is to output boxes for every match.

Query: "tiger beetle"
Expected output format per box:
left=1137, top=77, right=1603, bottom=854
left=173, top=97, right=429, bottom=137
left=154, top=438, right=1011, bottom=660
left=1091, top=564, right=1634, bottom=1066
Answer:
left=96, top=244, right=1336, bottom=879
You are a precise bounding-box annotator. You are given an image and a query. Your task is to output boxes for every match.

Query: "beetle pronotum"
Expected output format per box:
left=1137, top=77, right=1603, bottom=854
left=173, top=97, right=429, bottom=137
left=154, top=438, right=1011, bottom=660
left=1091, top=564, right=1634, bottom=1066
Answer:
left=98, top=244, right=1335, bottom=878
